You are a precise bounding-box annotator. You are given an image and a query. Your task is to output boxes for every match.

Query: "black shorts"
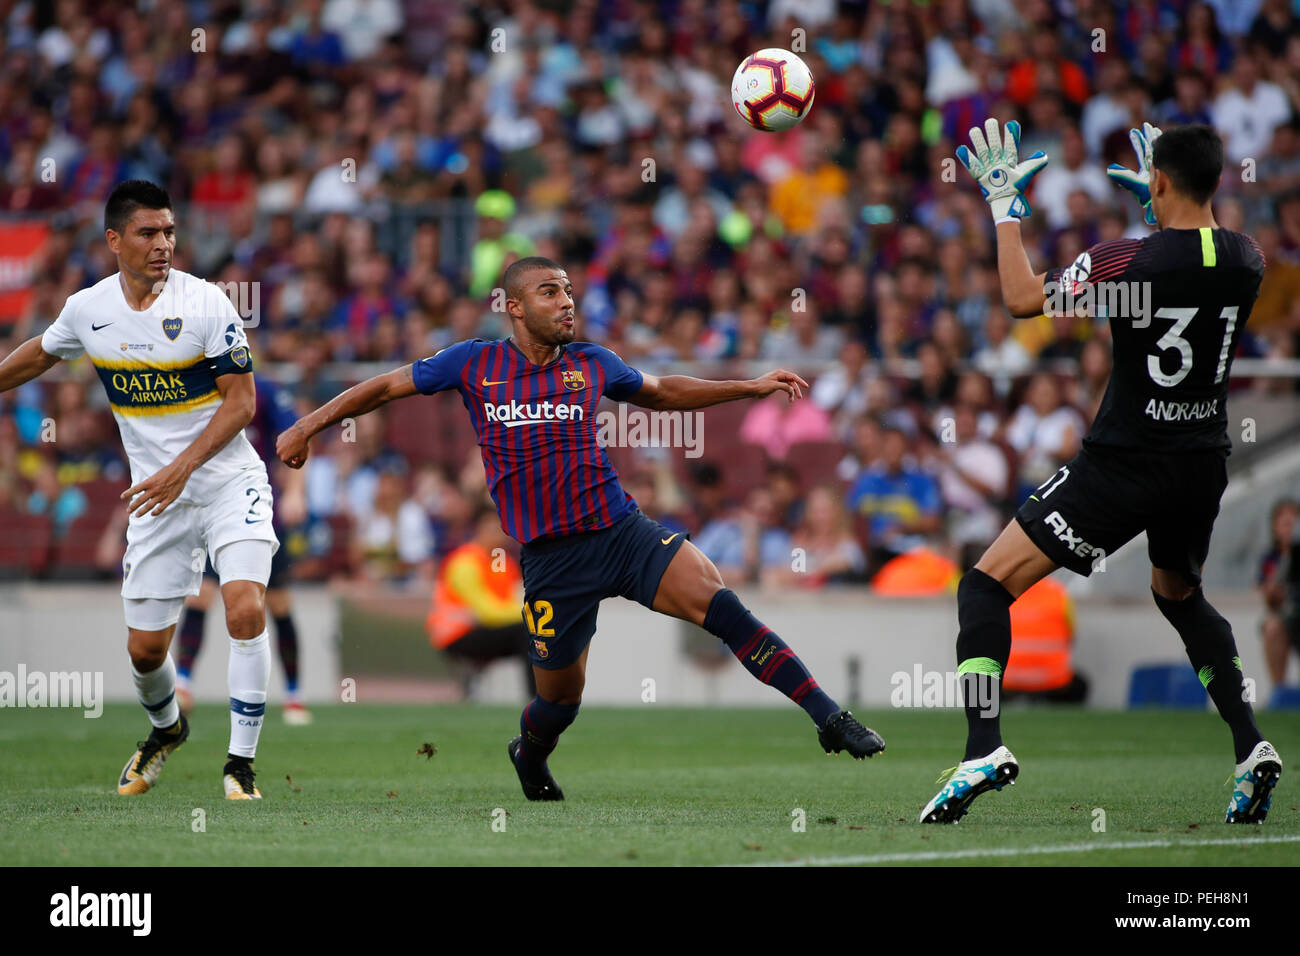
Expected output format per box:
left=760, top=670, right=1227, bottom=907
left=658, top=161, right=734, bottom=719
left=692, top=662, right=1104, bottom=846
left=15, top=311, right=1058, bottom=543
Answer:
left=518, top=510, right=688, bottom=670
left=1015, top=444, right=1228, bottom=585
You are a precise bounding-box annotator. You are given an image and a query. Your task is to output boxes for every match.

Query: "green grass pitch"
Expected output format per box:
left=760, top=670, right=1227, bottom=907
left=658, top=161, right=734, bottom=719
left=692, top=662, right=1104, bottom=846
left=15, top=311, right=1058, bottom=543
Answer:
left=2, top=703, right=1296, bottom=866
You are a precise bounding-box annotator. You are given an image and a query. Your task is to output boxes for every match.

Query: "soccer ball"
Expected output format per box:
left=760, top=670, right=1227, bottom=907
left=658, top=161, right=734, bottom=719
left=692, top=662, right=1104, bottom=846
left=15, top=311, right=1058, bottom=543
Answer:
left=730, top=48, right=816, bottom=132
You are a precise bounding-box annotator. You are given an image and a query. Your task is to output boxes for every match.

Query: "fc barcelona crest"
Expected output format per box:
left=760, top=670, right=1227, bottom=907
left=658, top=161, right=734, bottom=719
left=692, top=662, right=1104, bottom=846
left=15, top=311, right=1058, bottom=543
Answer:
left=162, top=316, right=183, bottom=341
left=533, top=639, right=549, bottom=660
left=561, top=369, right=586, bottom=391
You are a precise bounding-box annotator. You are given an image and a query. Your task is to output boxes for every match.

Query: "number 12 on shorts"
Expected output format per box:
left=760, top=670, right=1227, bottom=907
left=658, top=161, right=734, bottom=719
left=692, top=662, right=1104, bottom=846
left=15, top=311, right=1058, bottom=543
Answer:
left=522, top=600, right=555, bottom=637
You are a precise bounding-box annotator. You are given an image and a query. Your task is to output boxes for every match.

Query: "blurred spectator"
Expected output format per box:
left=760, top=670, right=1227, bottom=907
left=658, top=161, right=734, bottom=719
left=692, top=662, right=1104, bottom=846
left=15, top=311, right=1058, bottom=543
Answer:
left=903, top=340, right=959, bottom=413
left=469, top=190, right=536, bottom=299
left=1258, top=497, right=1299, bottom=687
left=1033, top=125, right=1113, bottom=230
left=1173, top=3, right=1235, bottom=77
left=766, top=484, right=866, bottom=588
left=322, top=0, right=404, bottom=62
left=768, top=130, right=848, bottom=236
left=836, top=413, right=882, bottom=483
left=1212, top=42, right=1292, bottom=164
left=739, top=389, right=833, bottom=461
left=1158, top=69, right=1215, bottom=127
left=1006, top=29, right=1089, bottom=109
left=973, top=307, right=1033, bottom=394
left=764, top=460, right=805, bottom=530
left=935, top=404, right=1010, bottom=569
left=25, top=455, right=87, bottom=534
left=1004, top=373, right=1083, bottom=498
left=351, top=464, right=434, bottom=582
left=1072, top=338, right=1114, bottom=423
left=694, top=485, right=792, bottom=586
left=933, top=370, right=1001, bottom=440
left=1037, top=309, right=1087, bottom=364
left=760, top=300, right=843, bottom=362
left=1081, top=58, right=1133, bottom=157
left=811, top=338, right=872, bottom=423
left=847, top=427, right=942, bottom=572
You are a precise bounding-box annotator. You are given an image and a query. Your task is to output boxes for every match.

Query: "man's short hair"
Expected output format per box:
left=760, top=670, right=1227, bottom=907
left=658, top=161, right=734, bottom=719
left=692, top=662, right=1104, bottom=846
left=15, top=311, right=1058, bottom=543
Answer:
left=104, top=180, right=172, bottom=235
left=503, top=256, right=565, bottom=299
left=1151, top=125, right=1223, bottom=205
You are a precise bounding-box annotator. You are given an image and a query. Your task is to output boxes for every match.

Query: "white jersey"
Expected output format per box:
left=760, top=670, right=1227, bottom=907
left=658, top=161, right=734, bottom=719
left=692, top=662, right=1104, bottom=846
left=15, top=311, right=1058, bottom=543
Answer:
left=41, top=268, right=265, bottom=506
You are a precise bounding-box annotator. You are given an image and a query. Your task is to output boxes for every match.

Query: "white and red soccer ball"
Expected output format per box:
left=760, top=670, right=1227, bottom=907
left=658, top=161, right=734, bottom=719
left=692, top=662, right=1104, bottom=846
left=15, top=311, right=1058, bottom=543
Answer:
left=730, top=48, right=816, bottom=132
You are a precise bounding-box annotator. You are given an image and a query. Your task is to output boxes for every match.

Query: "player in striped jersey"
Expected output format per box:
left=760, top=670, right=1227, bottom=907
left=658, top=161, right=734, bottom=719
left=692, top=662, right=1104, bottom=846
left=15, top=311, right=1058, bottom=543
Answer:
left=921, top=121, right=1280, bottom=825
left=278, top=257, right=884, bottom=799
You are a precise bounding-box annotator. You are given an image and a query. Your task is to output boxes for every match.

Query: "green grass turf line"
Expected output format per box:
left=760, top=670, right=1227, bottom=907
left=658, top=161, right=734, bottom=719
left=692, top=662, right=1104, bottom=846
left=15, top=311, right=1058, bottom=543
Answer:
left=0, top=704, right=1295, bottom=866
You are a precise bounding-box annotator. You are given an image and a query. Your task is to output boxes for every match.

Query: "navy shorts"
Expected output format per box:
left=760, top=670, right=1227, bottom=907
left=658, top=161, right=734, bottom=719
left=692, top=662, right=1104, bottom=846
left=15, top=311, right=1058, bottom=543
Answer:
left=519, top=509, right=689, bottom=670
left=1016, top=444, right=1228, bottom=584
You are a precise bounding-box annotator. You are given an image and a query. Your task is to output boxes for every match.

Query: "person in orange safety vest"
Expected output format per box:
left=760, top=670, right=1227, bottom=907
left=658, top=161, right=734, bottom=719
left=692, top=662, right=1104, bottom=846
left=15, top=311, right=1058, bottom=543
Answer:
left=1003, top=576, right=1087, bottom=702
left=427, top=505, right=535, bottom=697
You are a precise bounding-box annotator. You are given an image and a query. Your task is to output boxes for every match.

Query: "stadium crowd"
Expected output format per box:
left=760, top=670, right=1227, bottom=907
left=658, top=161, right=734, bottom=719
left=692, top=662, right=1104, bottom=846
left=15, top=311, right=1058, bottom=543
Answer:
left=2, top=0, right=1300, bottom=586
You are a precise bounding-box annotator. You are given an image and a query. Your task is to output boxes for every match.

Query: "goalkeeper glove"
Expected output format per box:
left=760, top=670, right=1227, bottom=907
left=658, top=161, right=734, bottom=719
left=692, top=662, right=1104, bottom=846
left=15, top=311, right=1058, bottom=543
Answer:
left=1106, top=122, right=1162, bottom=226
left=956, top=118, right=1049, bottom=224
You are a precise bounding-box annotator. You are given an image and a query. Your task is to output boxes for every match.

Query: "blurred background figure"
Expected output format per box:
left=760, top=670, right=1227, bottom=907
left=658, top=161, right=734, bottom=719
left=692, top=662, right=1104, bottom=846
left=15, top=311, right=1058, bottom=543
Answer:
left=1258, top=498, right=1299, bottom=690
left=427, top=504, right=534, bottom=699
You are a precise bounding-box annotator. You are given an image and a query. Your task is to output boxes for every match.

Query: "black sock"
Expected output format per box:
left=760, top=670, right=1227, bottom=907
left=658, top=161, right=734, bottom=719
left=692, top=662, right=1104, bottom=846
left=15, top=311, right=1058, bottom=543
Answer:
left=956, top=569, right=1015, bottom=761
left=1152, top=588, right=1262, bottom=763
left=175, top=607, right=206, bottom=680
left=273, top=614, right=300, bottom=694
left=702, top=589, right=840, bottom=726
left=518, top=696, right=580, bottom=773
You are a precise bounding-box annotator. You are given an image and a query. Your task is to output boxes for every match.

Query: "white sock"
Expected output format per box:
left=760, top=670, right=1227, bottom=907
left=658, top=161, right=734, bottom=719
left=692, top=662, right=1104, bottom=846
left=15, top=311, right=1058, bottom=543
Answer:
left=228, top=630, right=271, bottom=759
left=132, top=656, right=180, bottom=729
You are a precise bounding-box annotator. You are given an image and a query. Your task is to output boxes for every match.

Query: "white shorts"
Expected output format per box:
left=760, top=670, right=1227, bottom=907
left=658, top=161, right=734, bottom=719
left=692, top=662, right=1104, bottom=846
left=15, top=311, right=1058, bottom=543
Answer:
left=122, top=541, right=274, bottom=630
left=121, top=468, right=279, bottom=600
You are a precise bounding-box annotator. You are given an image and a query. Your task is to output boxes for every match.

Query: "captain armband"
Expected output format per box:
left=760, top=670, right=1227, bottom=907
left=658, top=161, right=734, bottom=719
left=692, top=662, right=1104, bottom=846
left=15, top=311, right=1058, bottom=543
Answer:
left=209, top=345, right=254, bottom=377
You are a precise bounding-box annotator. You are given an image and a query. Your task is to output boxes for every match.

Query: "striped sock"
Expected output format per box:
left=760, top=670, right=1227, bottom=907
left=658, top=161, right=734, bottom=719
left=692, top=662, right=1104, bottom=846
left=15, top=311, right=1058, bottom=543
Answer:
left=228, top=630, right=271, bottom=759
left=273, top=614, right=300, bottom=696
left=132, top=656, right=180, bottom=729
left=174, top=606, right=206, bottom=681
left=702, top=589, right=839, bottom=725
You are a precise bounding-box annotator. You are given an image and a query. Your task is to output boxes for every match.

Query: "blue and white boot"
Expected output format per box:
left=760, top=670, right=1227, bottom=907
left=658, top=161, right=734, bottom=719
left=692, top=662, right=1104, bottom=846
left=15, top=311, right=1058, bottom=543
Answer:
left=1226, top=741, right=1282, bottom=824
left=920, top=746, right=1019, bottom=824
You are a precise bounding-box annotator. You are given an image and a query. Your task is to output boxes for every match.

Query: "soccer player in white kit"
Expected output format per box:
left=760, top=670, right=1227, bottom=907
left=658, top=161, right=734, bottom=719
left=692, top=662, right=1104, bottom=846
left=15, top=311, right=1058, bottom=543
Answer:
left=0, top=181, right=277, bottom=799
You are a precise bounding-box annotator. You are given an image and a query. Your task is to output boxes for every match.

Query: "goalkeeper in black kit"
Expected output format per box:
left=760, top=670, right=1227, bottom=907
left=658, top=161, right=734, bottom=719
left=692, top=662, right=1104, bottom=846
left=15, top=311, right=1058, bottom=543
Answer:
left=920, top=119, right=1280, bottom=825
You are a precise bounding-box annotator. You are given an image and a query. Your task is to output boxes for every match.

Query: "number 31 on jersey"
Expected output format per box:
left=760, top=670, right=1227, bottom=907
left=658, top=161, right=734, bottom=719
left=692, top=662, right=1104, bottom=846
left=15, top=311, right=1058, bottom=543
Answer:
left=1147, top=305, right=1238, bottom=388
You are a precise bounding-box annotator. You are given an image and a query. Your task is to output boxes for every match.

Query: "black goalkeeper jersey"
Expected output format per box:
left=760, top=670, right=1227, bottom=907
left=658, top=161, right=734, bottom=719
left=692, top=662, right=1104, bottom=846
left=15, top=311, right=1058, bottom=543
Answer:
left=1046, top=226, right=1266, bottom=453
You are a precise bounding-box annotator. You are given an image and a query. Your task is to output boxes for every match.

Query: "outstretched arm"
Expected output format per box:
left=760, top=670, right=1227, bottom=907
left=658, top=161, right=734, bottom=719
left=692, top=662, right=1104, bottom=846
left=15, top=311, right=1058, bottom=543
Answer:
left=626, top=368, right=809, bottom=411
left=122, top=372, right=257, bottom=517
left=955, top=118, right=1051, bottom=318
left=0, top=335, right=62, bottom=392
left=276, top=364, right=417, bottom=468
left=995, top=221, right=1049, bottom=318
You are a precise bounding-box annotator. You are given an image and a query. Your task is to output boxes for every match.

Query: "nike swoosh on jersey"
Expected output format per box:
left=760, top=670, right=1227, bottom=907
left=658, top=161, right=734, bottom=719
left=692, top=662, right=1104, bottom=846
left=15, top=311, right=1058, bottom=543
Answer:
left=91, top=322, right=114, bottom=331
left=481, top=378, right=509, bottom=386
left=661, top=533, right=680, bottom=545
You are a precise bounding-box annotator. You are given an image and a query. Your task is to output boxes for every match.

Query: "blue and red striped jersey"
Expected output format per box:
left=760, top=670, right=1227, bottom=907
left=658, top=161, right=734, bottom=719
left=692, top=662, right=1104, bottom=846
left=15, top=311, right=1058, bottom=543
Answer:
left=412, top=338, right=645, bottom=543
